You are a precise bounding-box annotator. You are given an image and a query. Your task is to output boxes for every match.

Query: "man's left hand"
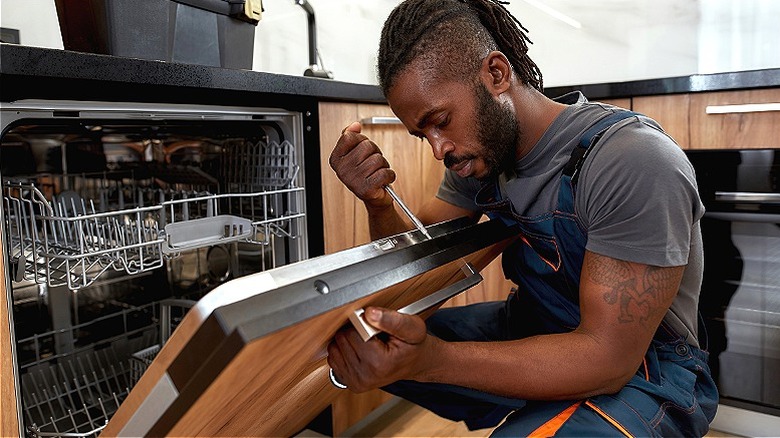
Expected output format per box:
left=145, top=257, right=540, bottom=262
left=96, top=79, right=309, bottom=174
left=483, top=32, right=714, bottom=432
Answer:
left=327, top=307, right=435, bottom=392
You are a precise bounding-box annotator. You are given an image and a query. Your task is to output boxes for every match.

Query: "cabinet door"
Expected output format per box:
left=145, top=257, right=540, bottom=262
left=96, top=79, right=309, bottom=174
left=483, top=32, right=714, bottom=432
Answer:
left=633, top=94, right=690, bottom=149
left=319, top=101, right=363, bottom=253
left=689, top=89, right=780, bottom=149
left=1, top=244, right=20, bottom=436
left=598, top=98, right=632, bottom=110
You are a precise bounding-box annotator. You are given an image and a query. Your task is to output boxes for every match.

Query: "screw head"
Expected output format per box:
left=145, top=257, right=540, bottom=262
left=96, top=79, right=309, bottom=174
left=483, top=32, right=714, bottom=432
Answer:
left=314, top=279, right=330, bottom=294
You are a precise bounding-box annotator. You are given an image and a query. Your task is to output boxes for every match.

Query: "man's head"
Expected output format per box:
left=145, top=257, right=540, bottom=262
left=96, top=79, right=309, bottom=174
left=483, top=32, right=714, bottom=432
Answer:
left=377, top=0, right=542, bottom=96
left=378, top=0, right=542, bottom=180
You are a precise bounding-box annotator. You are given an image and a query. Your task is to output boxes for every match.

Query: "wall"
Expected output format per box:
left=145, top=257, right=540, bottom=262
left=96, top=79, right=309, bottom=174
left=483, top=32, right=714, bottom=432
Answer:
left=1, top=0, right=779, bottom=87
left=0, top=0, right=63, bottom=49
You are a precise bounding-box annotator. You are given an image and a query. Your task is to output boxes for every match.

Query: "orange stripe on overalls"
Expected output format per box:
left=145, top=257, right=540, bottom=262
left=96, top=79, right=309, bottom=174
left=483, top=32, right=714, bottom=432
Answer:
left=528, top=400, right=583, bottom=437
left=585, top=400, right=635, bottom=438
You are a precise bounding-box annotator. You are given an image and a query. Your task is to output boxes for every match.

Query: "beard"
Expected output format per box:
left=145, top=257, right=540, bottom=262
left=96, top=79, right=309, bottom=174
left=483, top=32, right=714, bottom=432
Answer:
left=443, top=82, right=519, bottom=181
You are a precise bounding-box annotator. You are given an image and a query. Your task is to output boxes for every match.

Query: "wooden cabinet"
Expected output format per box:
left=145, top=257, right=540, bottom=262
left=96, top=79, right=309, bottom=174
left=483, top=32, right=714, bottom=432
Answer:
left=689, top=89, right=780, bottom=149
left=318, top=101, right=513, bottom=435
left=632, top=88, right=780, bottom=150
left=590, top=96, right=693, bottom=149
left=633, top=94, right=691, bottom=149
left=1, top=242, right=20, bottom=437
left=598, top=98, right=632, bottom=110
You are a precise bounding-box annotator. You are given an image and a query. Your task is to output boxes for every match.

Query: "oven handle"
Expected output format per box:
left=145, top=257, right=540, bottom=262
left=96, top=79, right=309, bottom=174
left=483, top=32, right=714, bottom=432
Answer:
left=715, top=191, right=780, bottom=204
left=704, top=211, right=780, bottom=223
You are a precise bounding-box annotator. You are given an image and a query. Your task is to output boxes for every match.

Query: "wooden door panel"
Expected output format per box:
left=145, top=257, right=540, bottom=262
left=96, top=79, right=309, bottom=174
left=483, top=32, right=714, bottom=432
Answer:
left=689, top=89, right=780, bottom=149
left=598, top=98, right=632, bottom=110
left=1, top=237, right=20, bottom=437
left=319, top=102, right=361, bottom=253
left=633, top=94, right=690, bottom=149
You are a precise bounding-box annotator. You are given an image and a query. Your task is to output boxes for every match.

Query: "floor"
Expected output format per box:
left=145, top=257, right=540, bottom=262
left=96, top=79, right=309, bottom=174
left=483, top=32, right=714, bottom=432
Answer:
left=341, top=398, right=744, bottom=437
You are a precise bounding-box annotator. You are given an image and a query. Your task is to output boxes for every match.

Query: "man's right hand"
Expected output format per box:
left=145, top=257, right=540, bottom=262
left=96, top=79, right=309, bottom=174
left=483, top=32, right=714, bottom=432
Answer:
left=329, top=122, right=395, bottom=210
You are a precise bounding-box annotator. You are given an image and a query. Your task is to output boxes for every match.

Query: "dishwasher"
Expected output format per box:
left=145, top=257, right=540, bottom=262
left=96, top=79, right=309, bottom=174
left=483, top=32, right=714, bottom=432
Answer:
left=0, top=100, right=309, bottom=437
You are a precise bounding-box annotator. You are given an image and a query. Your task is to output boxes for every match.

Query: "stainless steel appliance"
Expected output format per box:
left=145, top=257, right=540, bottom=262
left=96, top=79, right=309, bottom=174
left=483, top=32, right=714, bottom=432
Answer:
left=687, top=149, right=780, bottom=418
left=1, top=100, right=308, bottom=437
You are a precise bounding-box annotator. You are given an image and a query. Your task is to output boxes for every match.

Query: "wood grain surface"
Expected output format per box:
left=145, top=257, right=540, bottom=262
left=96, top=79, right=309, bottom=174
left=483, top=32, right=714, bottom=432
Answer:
left=1, top=235, right=20, bottom=437
left=597, top=98, right=632, bottom=111
left=689, top=89, right=780, bottom=149
left=633, top=94, right=691, bottom=149
left=319, top=101, right=363, bottom=254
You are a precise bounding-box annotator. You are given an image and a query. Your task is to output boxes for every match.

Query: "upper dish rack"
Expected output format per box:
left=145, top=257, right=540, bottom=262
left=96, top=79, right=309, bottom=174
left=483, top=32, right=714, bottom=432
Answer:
left=2, top=139, right=305, bottom=291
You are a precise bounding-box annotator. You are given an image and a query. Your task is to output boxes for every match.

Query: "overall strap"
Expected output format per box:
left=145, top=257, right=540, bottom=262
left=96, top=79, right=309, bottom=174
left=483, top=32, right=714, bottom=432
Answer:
left=562, top=110, right=641, bottom=184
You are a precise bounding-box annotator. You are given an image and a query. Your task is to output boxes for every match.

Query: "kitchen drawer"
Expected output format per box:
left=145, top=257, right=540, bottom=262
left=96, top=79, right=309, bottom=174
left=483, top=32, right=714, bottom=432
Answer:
left=633, top=94, right=690, bottom=149
left=689, top=89, right=780, bottom=149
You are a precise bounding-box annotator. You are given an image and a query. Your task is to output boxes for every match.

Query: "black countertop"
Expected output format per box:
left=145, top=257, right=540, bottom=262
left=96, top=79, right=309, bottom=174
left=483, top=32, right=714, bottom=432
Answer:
left=544, top=69, right=780, bottom=99
left=1, top=43, right=778, bottom=106
left=0, top=43, right=386, bottom=108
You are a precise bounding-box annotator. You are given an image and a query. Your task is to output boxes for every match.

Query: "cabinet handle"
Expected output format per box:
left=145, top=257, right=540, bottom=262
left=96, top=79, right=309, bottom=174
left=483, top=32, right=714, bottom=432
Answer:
left=360, top=116, right=402, bottom=125
left=715, top=191, right=780, bottom=203
left=349, top=263, right=481, bottom=341
left=705, top=103, right=780, bottom=114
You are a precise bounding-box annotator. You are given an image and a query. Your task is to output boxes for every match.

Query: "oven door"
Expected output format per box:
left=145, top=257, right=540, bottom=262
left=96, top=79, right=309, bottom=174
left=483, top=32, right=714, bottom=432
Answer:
left=688, top=149, right=780, bottom=421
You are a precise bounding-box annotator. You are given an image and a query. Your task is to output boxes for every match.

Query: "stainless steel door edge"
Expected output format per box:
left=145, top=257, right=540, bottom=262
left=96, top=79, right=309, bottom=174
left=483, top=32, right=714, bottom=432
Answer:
left=218, top=217, right=514, bottom=340
left=169, top=217, right=515, bottom=389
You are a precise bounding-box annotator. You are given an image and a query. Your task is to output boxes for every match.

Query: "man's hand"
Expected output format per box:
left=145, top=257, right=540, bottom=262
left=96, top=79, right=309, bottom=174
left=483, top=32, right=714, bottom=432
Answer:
left=329, top=122, right=395, bottom=211
left=327, top=307, right=437, bottom=392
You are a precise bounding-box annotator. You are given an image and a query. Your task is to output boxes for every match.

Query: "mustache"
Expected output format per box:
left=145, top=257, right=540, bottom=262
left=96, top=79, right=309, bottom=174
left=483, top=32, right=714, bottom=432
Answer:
left=443, top=153, right=474, bottom=169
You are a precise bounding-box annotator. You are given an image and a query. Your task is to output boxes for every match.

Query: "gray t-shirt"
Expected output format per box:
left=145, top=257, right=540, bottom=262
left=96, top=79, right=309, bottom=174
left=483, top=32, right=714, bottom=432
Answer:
left=437, top=91, right=704, bottom=346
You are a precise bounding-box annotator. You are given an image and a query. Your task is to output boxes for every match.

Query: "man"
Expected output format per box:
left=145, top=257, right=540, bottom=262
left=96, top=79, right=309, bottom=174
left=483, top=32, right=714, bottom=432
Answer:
left=326, top=0, right=718, bottom=436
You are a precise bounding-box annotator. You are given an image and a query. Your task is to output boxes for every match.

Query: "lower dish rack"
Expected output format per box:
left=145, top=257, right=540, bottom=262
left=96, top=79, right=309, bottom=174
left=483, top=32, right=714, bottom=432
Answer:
left=18, top=299, right=194, bottom=438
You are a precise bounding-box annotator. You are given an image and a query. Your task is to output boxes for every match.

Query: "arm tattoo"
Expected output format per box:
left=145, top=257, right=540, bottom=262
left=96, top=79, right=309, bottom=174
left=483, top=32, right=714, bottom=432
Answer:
left=586, top=253, right=677, bottom=325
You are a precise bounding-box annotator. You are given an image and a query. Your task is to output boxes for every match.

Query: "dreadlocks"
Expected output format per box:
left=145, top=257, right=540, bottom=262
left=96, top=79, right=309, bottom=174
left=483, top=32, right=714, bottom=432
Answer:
left=377, top=0, right=543, bottom=95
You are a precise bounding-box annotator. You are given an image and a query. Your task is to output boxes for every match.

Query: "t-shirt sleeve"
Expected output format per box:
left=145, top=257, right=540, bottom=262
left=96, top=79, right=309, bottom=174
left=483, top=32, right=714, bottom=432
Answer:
left=575, top=118, right=705, bottom=267
left=436, top=168, right=483, bottom=212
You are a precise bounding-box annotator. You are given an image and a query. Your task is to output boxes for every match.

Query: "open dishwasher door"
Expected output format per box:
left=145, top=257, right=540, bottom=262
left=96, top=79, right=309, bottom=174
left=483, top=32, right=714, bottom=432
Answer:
left=103, top=217, right=518, bottom=437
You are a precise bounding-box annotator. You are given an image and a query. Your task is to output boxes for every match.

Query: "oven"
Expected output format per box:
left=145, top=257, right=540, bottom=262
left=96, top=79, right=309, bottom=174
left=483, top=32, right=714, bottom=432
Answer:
left=0, top=100, right=311, bottom=437
left=687, top=149, right=780, bottom=421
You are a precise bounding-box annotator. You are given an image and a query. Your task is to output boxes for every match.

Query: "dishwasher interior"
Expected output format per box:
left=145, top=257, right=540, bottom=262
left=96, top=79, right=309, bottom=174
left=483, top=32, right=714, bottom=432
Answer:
left=0, top=100, right=309, bottom=437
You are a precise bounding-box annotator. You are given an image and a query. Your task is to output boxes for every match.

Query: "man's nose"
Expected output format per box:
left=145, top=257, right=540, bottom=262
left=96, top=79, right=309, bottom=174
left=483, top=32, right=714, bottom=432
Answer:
left=429, top=136, right=454, bottom=161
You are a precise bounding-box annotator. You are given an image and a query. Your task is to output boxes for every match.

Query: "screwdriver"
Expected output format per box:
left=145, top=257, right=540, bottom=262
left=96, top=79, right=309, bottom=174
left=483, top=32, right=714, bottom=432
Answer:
left=384, top=185, right=432, bottom=240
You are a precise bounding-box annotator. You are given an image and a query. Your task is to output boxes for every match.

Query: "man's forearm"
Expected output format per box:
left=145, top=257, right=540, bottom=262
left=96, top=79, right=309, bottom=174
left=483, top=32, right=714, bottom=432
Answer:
left=422, top=330, right=640, bottom=401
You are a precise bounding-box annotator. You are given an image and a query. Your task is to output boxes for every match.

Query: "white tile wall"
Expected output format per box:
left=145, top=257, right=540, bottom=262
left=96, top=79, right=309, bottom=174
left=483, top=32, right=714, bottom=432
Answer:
left=1, top=0, right=779, bottom=87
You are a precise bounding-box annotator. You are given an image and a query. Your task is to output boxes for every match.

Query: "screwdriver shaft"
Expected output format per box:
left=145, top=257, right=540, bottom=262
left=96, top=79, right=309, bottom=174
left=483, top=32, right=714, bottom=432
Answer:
left=384, top=185, right=432, bottom=240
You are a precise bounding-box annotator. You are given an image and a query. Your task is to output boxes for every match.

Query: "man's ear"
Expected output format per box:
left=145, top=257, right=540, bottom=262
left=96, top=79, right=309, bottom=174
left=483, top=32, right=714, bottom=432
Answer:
left=480, top=51, right=512, bottom=96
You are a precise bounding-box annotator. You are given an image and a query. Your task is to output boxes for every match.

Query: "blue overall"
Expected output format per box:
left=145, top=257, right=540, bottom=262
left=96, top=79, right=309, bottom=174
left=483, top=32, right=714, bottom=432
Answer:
left=384, top=112, right=718, bottom=437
